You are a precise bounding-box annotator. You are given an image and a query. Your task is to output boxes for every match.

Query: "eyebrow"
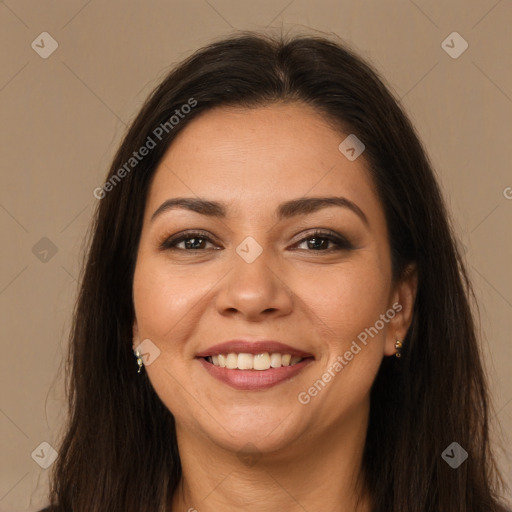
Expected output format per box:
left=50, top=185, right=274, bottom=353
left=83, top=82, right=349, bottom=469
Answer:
left=150, top=196, right=369, bottom=226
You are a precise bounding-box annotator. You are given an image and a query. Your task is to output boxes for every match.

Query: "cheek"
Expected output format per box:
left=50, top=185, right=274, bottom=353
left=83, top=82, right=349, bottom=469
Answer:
left=293, top=265, right=390, bottom=419
left=301, top=261, right=390, bottom=345
left=132, top=256, right=204, bottom=420
left=132, top=255, right=205, bottom=345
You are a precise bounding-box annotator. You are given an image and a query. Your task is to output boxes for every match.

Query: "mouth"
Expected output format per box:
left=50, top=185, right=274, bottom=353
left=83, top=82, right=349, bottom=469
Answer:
left=201, top=352, right=311, bottom=370
left=195, top=339, right=315, bottom=362
left=196, top=341, right=315, bottom=390
left=195, top=340, right=315, bottom=390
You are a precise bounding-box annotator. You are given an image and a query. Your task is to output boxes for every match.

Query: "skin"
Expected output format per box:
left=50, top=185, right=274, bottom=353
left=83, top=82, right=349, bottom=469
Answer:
left=132, top=102, right=417, bottom=512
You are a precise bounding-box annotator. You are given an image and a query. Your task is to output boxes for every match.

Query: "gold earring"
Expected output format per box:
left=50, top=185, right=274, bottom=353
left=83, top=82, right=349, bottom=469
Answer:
left=134, top=349, right=143, bottom=373
left=395, top=339, right=403, bottom=358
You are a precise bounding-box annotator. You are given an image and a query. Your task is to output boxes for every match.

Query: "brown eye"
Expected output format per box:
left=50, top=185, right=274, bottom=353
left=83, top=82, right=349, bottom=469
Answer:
left=294, top=230, right=354, bottom=252
left=160, top=231, right=218, bottom=251
left=159, top=229, right=353, bottom=253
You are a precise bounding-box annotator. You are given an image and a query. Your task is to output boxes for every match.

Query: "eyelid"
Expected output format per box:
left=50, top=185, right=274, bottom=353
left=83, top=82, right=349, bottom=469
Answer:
left=291, top=229, right=355, bottom=251
left=158, top=228, right=354, bottom=252
left=291, top=228, right=350, bottom=244
left=157, top=229, right=216, bottom=249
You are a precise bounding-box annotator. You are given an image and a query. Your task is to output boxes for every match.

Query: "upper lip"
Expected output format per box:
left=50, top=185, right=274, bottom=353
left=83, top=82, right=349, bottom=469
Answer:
left=195, top=340, right=315, bottom=359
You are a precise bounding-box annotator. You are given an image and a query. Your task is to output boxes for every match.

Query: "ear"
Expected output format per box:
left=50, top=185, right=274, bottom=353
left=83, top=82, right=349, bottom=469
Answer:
left=383, top=263, right=418, bottom=357
left=132, top=319, right=140, bottom=351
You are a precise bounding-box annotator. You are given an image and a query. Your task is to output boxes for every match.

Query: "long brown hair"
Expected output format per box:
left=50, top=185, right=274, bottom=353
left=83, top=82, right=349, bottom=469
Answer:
left=47, top=30, right=509, bottom=511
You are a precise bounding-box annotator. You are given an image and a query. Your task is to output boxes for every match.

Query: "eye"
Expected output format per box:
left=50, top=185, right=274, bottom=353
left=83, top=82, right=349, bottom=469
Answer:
left=293, top=230, right=354, bottom=252
left=158, top=229, right=354, bottom=253
left=159, top=230, right=218, bottom=251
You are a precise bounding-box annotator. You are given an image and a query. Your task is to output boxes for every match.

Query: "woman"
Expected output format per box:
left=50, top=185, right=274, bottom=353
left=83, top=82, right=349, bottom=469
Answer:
left=41, top=31, right=509, bottom=511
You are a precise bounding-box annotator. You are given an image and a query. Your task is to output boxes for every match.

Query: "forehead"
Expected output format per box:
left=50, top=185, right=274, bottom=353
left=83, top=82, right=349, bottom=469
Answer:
left=145, top=103, right=380, bottom=221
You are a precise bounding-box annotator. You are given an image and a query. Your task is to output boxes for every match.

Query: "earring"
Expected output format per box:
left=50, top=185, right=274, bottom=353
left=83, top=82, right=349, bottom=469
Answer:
left=395, top=339, right=403, bottom=358
left=134, top=349, right=144, bottom=373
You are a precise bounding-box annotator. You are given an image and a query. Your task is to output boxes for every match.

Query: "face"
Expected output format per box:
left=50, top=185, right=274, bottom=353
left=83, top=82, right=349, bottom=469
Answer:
left=132, top=102, right=416, bottom=455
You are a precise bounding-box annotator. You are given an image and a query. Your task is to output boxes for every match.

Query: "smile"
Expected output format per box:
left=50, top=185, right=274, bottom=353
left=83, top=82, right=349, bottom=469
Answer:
left=205, top=352, right=306, bottom=370
left=198, top=353, right=314, bottom=390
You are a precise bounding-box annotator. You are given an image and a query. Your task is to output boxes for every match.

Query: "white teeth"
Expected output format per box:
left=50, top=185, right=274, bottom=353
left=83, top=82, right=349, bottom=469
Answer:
left=226, top=353, right=238, bottom=369
left=270, top=353, right=282, bottom=368
left=253, top=353, right=271, bottom=370
left=206, top=352, right=306, bottom=370
left=237, top=353, right=253, bottom=370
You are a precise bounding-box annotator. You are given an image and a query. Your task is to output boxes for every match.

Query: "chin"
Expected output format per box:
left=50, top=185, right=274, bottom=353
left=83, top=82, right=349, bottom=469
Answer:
left=212, top=426, right=302, bottom=457
left=200, top=406, right=308, bottom=454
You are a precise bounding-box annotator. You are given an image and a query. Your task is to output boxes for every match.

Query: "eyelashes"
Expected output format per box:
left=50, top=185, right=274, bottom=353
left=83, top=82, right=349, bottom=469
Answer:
left=158, top=229, right=355, bottom=253
left=158, top=230, right=218, bottom=251
left=293, top=230, right=354, bottom=252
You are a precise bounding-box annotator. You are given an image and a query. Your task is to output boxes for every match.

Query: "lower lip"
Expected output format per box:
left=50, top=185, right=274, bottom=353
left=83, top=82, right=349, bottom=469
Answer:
left=197, top=357, right=314, bottom=390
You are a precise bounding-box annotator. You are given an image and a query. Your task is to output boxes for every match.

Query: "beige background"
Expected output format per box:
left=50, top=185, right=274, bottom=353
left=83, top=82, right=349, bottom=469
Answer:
left=0, top=0, right=511, bottom=510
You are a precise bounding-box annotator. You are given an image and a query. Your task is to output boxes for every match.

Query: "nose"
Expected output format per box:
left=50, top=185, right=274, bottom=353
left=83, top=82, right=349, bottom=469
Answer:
left=214, top=247, right=294, bottom=321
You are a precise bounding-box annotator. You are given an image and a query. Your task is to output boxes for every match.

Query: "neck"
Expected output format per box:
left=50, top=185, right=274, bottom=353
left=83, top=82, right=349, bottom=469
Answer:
left=170, top=401, right=373, bottom=512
